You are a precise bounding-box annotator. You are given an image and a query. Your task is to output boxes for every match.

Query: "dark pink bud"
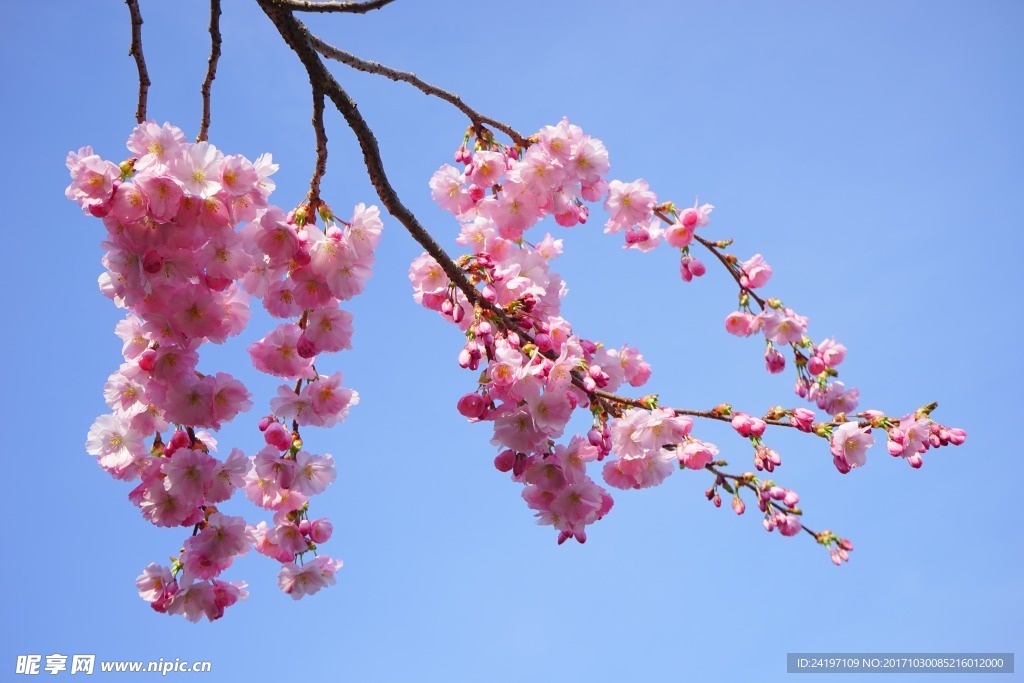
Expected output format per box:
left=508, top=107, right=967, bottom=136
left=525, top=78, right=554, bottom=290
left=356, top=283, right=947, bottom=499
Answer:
left=264, top=421, right=291, bottom=450
left=451, top=301, right=465, bottom=323
left=296, top=335, right=317, bottom=359
left=807, top=355, right=826, bottom=376
left=257, top=415, right=272, bottom=431
left=494, top=449, right=515, bottom=473
left=137, top=349, right=157, bottom=373
left=456, top=393, right=487, bottom=420
left=688, top=257, right=706, bottom=277
left=142, top=250, right=163, bottom=274
left=679, top=260, right=693, bottom=282
left=587, top=428, right=603, bottom=447
left=298, top=519, right=312, bottom=536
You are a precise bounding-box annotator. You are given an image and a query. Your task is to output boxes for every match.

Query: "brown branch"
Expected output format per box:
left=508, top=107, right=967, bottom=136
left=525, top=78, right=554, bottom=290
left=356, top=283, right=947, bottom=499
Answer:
left=309, top=88, right=328, bottom=207
left=197, top=0, right=223, bottom=142
left=309, top=34, right=528, bottom=145
left=274, top=0, right=397, bottom=13
left=258, top=1, right=526, bottom=340
left=125, top=0, right=150, bottom=124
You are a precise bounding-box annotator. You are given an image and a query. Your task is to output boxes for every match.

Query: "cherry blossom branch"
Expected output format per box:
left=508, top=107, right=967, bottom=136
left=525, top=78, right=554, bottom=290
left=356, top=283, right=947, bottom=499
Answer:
left=258, top=2, right=522, bottom=332
left=653, top=207, right=766, bottom=310
left=124, top=0, right=150, bottom=124
left=309, top=88, right=328, bottom=207
left=261, top=3, right=848, bottom=438
left=197, top=0, right=223, bottom=143
left=309, top=34, right=528, bottom=145
left=273, top=0, right=397, bottom=13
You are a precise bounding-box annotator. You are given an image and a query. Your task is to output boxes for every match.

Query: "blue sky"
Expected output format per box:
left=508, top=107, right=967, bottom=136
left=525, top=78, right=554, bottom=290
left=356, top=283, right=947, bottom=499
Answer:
left=1, top=1, right=1020, bottom=681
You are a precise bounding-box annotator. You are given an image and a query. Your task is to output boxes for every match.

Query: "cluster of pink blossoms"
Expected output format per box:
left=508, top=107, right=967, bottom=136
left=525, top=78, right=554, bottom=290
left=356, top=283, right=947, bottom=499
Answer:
left=414, top=121, right=788, bottom=546
left=69, top=121, right=374, bottom=620
left=597, top=169, right=966, bottom=475
left=414, top=119, right=967, bottom=557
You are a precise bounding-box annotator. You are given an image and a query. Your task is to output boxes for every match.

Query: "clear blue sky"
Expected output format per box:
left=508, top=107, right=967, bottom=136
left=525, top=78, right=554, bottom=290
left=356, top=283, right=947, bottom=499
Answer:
left=1, top=1, right=1020, bottom=681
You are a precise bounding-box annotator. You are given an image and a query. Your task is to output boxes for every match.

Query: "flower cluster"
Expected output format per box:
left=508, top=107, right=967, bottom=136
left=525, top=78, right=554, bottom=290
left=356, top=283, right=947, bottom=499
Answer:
left=415, top=120, right=967, bottom=558
left=70, top=122, right=376, bottom=620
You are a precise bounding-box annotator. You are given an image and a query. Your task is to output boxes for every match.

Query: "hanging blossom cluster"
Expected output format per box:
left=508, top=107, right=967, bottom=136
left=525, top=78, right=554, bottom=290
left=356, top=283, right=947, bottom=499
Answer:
left=602, top=174, right=967, bottom=474
left=68, top=121, right=379, bottom=621
left=414, top=118, right=966, bottom=559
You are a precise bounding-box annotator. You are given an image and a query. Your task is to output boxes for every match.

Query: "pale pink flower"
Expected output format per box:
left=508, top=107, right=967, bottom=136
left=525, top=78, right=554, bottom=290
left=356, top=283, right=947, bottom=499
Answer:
left=86, top=414, right=146, bottom=472
left=740, top=254, right=773, bottom=289
left=293, top=450, right=336, bottom=496
left=278, top=556, right=343, bottom=600
left=126, top=121, right=185, bottom=171
left=248, top=324, right=315, bottom=379
left=830, top=421, right=874, bottom=470
left=429, top=164, right=474, bottom=215
left=345, top=203, right=384, bottom=258
left=679, top=440, right=719, bottom=470
left=604, top=179, right=656, bottom=233
left=168, top=141, right=224, bottom=198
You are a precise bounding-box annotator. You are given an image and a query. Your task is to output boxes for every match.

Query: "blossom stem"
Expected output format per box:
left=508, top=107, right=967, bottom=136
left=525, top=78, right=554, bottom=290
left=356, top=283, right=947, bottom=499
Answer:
left=124, top=0, right=150, bottom=124
left=197, top=0, right=223, bottom=143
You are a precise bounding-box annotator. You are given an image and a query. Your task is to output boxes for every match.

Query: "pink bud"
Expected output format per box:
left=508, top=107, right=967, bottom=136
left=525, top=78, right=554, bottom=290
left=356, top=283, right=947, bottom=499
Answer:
left=264, top=422, right=291, bottom=450
left=142, top=250, right=163, bottom=274
left=494, top=449, right=515, bottom=473
left=907, top=453, right=923, bottom=468
left=947, top=428, right=967, bottom=445
left=783, top=490, right=799, bottom=507
left=309, top=518, right=333, bottom=544
left=688, top=257, right=706, bottom=277
left=807, top=355, right=826, bottom=376
left=732, top=497, right=746, bottom=515
left=299, top=519, right=312, bottom=536
left=839, top=538, right=854, bottom=552
left=258, top=415, right=272, bottom=431
left=765, top=347, right=786, bottom=374
left=456, top=393, right=487, bottom=420
left=679, top=259, right=693, bottom=282
left=680, top=208, right=699, bottom=229
left=138, top=349, right=157, bottom=373
left=296, top=335, right=316, bottom=359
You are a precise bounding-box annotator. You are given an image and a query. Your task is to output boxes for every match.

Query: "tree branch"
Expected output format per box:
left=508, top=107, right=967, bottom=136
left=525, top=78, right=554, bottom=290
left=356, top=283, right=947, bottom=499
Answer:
left=197, top=0, right=223, bottom=142
left=309, top=87, right=328, bottom=207
left=124, top=0, right=150, bottom=124
left=273, top=0, right=397, bottom=13
left=309, top=34, right=528, bottom=145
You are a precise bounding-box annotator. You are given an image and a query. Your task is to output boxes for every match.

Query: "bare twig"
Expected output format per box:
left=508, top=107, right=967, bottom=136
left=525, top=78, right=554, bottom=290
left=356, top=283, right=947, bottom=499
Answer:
left=309, top=35, right=528, bottom=145
left=197, top=0, right=223, bottom=142
left=309, top=88, right=328, bottom=207
left=124, top=0, right=150, bottom=124
left=274, top=0, right=396, bottom=13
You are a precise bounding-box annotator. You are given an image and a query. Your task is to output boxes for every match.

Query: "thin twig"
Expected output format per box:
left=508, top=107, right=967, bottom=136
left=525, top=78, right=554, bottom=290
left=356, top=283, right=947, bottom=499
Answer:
left=197, top=0, right=223, bottom=142
left=310, top=34, right=528, bottom=145
left=274, top=0, right=396, bottom=13
left=309, top=88, right=328, bottom=207
left=125, top=0, right=150, bottom=124
left=258, top=2, right=518, bottom=330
